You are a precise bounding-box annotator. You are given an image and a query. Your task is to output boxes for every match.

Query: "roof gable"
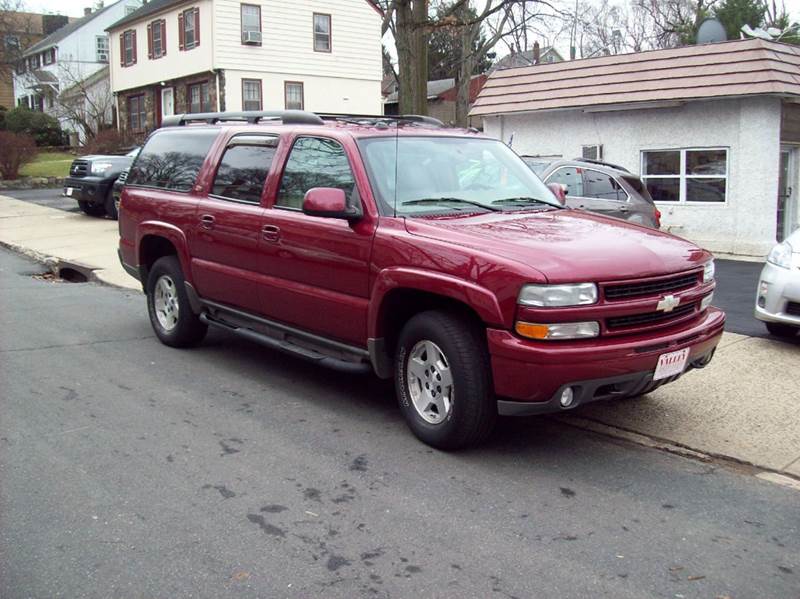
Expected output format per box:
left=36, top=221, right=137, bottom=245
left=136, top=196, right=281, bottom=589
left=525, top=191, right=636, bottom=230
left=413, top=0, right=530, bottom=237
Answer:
left=471, top=38, right=800, bottom=117
left=24, top=2, right=120, bottom=56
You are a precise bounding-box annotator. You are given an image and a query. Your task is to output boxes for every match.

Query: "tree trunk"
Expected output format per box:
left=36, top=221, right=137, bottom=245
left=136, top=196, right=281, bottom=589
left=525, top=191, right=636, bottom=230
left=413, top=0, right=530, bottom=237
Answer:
left=454, top=4, right=476, bottom=128
left=396, top=0, right=428, bottom=116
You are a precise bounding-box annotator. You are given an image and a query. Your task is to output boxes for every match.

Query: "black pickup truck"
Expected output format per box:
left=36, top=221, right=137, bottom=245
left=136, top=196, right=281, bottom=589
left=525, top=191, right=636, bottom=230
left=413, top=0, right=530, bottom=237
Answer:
left=63, top=147, right=139, bottom=219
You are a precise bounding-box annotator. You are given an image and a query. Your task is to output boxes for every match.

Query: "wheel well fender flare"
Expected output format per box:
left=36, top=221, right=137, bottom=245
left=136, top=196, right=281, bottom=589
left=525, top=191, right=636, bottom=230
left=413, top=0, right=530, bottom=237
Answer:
left=136, top=222, right=192, bottom=285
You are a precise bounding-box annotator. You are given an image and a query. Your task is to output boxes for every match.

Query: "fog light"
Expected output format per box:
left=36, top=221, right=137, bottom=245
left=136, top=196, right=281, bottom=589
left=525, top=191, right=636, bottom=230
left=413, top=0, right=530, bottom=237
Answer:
left=700, top=293, right=713, bottom=311
left=559, top=387, right=575, bottom=408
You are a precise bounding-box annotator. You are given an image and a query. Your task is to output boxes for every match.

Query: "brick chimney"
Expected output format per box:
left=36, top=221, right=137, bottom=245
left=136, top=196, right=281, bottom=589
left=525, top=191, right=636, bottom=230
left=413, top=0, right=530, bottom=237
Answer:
left=84, top=7, right=92, bottom=16
left=533, top=41, right=540, bottom=64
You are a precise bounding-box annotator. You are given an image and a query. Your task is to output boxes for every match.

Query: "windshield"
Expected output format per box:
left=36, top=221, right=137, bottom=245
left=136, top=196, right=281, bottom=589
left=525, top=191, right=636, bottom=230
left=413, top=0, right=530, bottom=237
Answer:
left=358, top=136, right=562, bottom=216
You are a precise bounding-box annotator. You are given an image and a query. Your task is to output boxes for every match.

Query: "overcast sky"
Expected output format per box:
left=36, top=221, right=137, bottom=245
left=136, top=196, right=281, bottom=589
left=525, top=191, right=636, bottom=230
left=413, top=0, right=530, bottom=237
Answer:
left=21, top=0, right=800, bottom=28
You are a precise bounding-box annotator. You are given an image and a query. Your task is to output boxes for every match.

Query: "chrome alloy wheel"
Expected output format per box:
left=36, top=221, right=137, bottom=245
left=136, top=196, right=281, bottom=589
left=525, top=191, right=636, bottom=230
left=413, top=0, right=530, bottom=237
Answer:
left=406, top=340, right=454, bottom=424
left=153, top=274, right=179, bottom=331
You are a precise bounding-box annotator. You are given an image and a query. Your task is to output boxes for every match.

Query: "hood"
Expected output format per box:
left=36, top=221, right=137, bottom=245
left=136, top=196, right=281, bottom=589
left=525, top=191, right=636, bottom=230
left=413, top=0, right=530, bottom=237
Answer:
left=404, top=209, right=710, bottom=283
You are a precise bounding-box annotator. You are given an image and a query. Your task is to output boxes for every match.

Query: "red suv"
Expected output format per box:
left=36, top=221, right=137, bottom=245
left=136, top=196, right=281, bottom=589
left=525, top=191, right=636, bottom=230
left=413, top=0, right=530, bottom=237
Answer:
left=118, top=111, right=724, bottom=449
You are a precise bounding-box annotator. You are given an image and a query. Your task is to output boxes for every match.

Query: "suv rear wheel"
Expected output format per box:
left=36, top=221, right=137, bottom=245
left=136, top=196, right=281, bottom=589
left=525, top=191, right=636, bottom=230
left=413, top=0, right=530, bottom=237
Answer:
left=395, top=310, right=496, bottom=449
left=146, top=256, right=207, bottom=347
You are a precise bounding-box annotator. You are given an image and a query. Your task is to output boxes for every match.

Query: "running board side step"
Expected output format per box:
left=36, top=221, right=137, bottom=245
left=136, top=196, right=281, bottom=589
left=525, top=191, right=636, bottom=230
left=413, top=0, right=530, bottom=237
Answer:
left=199, top=313, right=372, bottom=375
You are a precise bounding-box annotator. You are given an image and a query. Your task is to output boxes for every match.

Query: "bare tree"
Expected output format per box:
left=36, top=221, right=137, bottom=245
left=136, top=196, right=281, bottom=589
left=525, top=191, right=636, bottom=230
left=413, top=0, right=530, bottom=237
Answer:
left=55, top=62, right=113, bottom=142
left=0, top=0, right=33, bottom=92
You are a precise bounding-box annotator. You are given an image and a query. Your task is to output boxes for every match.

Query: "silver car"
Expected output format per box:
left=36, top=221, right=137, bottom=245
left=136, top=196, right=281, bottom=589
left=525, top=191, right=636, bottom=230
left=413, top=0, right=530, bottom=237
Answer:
left=522, top=157, right=660, bottom=228
left=755, top=228, right=800, bottom=338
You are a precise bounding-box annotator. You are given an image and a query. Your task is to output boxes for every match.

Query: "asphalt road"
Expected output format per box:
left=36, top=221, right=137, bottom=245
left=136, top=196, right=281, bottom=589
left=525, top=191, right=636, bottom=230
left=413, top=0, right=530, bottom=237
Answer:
left=1, top=247, right=798, bottom=599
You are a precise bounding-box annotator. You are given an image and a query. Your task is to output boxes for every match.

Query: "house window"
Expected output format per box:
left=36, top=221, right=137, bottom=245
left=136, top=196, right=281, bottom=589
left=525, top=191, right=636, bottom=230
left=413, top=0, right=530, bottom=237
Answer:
left=642, top=148, right=728, bottom=203
left=96, top=35, right=109, bottom=62
left=121, top=29, right=136, bottom=66
left=128, top=94, right=146, bottom=132
left=148, top=19, right=166, bottom=59
left=4, top=35, right=20, bottom=51
left=188, top=81, right=210, bottom=113
left=42, top=48, right=55, bottom=65
left=241, top=4, right=261, bottom=44
left=242, top=79, right=262, bottom=111
left=180, top=8, right=200, bottom=50
left=125, top=4, right=138, bottom=15
left=284, top=81, right=304, bottom=110
left=313, top=13, right=331, bottom=52
left=27, top=55, right=39, bottom=70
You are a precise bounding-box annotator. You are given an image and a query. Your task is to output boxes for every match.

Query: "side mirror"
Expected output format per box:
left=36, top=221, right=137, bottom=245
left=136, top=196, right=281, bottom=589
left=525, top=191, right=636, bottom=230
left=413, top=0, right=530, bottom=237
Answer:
left=302, top=187, right=361, bottom=221
left=547, top=182, right=567, bottom=205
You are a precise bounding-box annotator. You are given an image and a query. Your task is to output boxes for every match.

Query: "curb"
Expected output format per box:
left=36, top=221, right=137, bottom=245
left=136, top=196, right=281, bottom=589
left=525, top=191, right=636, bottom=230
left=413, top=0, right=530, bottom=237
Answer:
left=556, top=414, right=800, bottom=487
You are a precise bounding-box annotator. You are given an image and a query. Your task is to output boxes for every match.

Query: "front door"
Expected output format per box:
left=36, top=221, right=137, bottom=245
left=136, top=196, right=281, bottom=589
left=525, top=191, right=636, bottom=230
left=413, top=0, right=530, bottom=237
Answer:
left=777, top=146, right=798, bottom=242
left=189, top=134, right=278, bottom=313
left=160, top=87, right=174, bottom=125
left=258, top=135, right=375, bottom=346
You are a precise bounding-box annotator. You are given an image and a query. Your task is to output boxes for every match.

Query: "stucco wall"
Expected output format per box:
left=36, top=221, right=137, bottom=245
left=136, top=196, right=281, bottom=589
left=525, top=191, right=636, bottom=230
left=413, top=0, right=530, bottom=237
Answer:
left=482, top=96, right=783, bottom=256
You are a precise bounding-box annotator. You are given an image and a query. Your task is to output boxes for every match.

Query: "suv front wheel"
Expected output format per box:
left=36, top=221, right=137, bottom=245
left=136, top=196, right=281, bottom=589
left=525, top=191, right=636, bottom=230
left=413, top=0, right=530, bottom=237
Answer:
left=146, top=256, right=207, bottom=347
left=395, top=311, right=496, bottom=449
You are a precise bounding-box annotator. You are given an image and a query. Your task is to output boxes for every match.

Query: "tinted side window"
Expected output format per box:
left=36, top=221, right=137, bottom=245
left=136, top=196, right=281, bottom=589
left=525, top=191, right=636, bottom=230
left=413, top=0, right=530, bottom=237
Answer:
left=276, top=137, right=355, bottom=209
left=584, top=170, right=626, bottom=201
left=547, top=167, right=583, bottom=196
left=127, top=128, right=218, bottom=192
left=211, top=137, right=277, bottom=203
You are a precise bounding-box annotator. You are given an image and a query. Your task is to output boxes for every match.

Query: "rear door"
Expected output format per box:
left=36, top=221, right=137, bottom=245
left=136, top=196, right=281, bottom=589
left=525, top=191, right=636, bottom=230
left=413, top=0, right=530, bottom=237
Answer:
left=189, top=134, right=278, bottom=313
left=581, top=169, right=630, bottom=219
left=257, top=135, right=376, bottom=346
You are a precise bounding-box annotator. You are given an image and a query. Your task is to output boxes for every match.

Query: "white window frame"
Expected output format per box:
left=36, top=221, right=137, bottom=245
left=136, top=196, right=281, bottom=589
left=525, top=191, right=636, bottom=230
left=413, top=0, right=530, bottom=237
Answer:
left=96, top=35, right=109, bottom=62
left=640, top=147, right=729, bottom=205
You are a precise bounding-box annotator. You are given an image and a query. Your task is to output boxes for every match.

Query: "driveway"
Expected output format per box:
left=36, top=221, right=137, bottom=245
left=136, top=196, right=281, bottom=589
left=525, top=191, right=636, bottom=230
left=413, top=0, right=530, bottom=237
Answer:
left=2, top=187, right=80, bottom=214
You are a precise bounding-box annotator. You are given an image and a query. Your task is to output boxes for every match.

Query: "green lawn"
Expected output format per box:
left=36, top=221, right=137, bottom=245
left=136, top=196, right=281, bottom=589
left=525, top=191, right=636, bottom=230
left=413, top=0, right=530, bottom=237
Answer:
left=19, top=151, right=74, bottom=178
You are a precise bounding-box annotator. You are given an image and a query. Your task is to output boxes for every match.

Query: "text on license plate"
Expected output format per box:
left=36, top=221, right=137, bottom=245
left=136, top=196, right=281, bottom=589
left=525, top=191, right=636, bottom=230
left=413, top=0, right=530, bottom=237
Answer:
left=65, top=187, right=73, bottom=196
left=653, top=348, right=690, bottom=381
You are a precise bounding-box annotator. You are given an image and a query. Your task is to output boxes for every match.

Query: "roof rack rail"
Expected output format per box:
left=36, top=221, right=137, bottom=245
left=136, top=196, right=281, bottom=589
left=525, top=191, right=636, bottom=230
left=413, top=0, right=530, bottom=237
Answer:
left=317, top=113, right=445, bottom=128
left=161, top=110, right=325, bottom=127
left=573, top=157, right=630, bottom=173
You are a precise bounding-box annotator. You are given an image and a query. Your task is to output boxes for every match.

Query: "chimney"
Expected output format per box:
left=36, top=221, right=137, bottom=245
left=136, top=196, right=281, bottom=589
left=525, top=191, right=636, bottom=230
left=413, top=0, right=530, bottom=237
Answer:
left=533, top=41, right=541, bottom=64
left=84, top=7, right=92, bottom=16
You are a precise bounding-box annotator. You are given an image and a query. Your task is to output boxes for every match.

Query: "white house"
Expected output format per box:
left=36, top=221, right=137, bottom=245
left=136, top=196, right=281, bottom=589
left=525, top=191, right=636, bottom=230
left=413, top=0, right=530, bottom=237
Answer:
left=105, top=0, right=383, bottom=136
left=472, top=38, right=800, bottom=257
left=13, top=0, right=142, bottom=144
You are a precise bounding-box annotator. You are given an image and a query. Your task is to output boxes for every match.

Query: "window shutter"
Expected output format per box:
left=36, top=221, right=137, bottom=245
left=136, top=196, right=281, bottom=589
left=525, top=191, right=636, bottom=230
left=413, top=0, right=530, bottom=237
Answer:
left=147, top=23, right=153, bottom=59
left=161, top=21, right=167, bottom=56
left=119, top=33, right=125, bottom=66
left=132, top=30, right=137, bottom=64
left=178, top=12, right=185, bottom=50
left=194, top=8, right=200, bottom=47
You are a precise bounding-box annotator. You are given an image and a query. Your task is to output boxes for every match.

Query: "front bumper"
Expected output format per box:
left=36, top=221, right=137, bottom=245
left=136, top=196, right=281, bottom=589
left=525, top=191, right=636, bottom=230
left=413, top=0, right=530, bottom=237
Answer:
left=489, top=307, right=725, bottom=412
left=754, top=260, right=800, bottom=327
left=63, top=176, right=111, bottom=204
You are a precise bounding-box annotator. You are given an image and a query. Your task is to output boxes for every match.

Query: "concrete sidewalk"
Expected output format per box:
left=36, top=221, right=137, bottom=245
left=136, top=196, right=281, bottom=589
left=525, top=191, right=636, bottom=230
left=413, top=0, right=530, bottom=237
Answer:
left=1, top=194, right=798, bottom=477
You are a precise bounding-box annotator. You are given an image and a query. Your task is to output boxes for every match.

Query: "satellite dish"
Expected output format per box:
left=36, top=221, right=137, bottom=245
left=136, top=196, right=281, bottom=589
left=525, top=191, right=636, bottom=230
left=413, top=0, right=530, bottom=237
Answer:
left=697, top=18, right=728, bottom=44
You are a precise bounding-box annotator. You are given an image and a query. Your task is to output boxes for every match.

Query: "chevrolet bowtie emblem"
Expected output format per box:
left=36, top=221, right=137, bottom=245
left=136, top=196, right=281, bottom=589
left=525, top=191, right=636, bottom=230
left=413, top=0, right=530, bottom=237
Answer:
left=657, top=294, right=680, bottom=312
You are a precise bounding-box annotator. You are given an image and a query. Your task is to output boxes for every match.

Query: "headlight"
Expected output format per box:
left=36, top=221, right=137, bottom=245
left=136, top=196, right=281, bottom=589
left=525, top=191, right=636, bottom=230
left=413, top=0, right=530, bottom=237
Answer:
left=515, top=320, right=599, bottom=340
left=767, top=241, right=793, bottom=269
left=91, top=162, right=114, bottom=175
left=702, top=260, right=715, bottom=283
left=518, top=283, right=597, bottom=307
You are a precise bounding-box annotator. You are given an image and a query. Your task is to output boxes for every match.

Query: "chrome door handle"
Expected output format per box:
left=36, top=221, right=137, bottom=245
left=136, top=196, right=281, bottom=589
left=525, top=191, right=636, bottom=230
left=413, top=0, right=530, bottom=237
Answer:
left=200, top=214, right=215, bottom=229
left=262, top=224, right=280, bottom=242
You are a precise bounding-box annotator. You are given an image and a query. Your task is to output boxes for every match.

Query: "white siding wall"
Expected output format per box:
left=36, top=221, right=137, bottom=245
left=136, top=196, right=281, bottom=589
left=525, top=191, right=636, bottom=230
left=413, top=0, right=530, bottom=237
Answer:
left=214, top=0, right=381, bottom=113
left=483, top=96, right=782, bottom=257
left=225, top=70, right=380, bottom=114
left=109, top=0, right=214, bottom=93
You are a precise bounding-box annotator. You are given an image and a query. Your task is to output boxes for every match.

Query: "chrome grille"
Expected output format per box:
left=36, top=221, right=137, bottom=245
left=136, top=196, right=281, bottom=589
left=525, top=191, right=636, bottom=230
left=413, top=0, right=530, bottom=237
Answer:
left=604, top=272, right=699, bottom=301
left=607, top=303, right=695, bottom=330
left=69, top=159, right=89, bottom=177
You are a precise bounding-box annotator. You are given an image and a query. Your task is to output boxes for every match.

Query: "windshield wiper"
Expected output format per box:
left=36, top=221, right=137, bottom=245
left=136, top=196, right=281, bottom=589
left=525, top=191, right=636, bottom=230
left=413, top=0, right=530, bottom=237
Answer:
left=402, top=197, right=500, bottom=212
left=491, top=196, right=559, bottom=208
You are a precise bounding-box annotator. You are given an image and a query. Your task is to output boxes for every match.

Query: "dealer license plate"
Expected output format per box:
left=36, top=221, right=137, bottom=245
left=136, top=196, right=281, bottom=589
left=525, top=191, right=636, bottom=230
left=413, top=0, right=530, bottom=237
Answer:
left=653, top=348, right=690, bottom=381
left=65, top=187, right=73, bottom=197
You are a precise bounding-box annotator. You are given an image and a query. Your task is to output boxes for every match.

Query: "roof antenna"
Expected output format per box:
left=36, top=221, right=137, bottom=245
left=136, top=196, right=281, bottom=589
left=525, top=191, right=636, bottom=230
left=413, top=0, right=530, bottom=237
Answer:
left=507, top=132, right=514, bottom=148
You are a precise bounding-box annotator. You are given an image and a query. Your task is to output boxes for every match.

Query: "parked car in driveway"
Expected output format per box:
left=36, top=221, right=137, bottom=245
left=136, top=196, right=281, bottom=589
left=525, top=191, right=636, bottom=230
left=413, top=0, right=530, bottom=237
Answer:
left=755, top=228, right=800, bottom=338
left=118, top=110, right=723, bottom=449
left=522, top=157, right=661, bottom=228
left=63, top=147, right=139, bottom=219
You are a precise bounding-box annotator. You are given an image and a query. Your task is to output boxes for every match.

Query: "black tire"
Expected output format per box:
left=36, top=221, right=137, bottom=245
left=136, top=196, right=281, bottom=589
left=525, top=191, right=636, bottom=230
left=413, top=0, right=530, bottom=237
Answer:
left=104, top=187, right=118, bottom=220
left=146, top=256, right=207, bottom=347
left=766, top=322, right=799, bottom=338
left=394, top=310, right=496, bottom=449
left=78, top=200, right=106, bottom=217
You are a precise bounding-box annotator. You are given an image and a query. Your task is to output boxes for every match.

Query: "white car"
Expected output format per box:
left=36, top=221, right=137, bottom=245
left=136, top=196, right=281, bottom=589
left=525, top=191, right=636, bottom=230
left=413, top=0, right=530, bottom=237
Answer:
left=755, top=228, right=800, bottom=338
